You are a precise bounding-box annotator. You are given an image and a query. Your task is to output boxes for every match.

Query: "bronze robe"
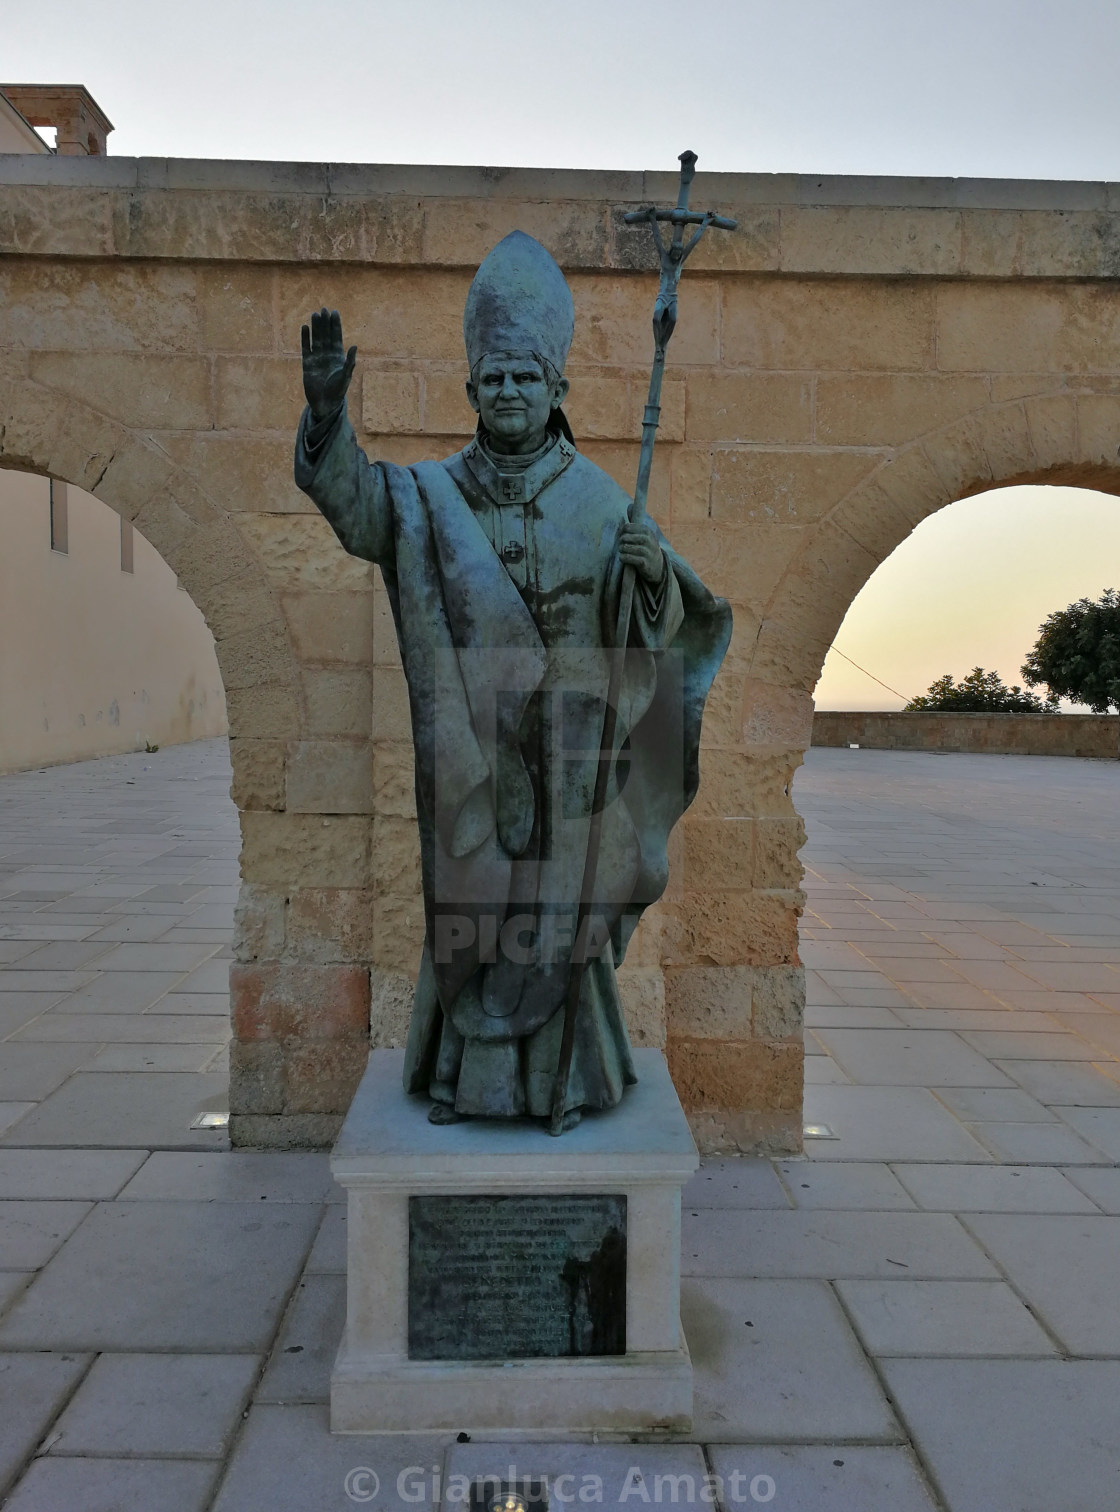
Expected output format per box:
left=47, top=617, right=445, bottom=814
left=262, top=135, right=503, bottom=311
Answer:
left=295, top=409, right=732, bottom=1119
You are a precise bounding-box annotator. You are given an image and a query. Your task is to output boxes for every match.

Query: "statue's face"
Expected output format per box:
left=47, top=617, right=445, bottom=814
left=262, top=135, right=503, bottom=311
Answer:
left=466, top=351, right=569, bottom=454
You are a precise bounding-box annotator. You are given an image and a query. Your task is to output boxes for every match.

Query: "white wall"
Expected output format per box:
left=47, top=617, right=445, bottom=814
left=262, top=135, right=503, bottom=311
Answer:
left=0, top=470, right=228, bottom=773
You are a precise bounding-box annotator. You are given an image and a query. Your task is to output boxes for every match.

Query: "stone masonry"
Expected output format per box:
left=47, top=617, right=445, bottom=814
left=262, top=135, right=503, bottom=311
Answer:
left=2, top=157, right=1120, bottom=1150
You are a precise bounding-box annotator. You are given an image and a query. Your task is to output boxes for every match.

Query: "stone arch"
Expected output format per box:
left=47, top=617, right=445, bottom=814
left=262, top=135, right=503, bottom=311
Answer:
left=0, top=373, right=302, bottom=731
left=755, top=391, right=1120, bottom=700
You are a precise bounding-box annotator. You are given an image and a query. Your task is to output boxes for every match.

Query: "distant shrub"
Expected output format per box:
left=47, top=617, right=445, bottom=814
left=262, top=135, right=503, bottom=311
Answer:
left=904, top=667, right=1058, bottom=713
left=1021, top=589, right=1120, bottom=714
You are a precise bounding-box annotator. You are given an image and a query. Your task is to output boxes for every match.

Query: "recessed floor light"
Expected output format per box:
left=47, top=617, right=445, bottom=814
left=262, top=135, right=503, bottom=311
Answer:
left=190, top=1111, right=229, bottom=1130
left=803, top=1123, right=838, bottom=1140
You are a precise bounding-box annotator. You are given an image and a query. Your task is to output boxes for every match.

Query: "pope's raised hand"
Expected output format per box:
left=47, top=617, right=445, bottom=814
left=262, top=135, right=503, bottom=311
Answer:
left=301, top=308, right=357, bottom=421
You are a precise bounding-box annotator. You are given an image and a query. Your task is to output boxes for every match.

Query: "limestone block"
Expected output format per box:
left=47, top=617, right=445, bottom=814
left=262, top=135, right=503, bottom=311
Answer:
left=195, top=264, right=277, bottom=353
left=873, top=445, right=952, bottom=528
left=722, top=278, right=935, bottom=371
left=373, top=893, right=425, bottom=973
left=669, top=445, right=711, bottom=525
left=753, top=816, right=807, bottom=890
left=816, top=374, right=989, bottom=448
left=1076, top=395, right=1120, bottom=469
left=1025, top=394, right=1078, bottom=473
left=29, top=350, right=214, bottom=429
left=689, top=747, right=802, bottom=822
left=361, top=196, right=427, bottom=264
left=742, top=679, right=815, bottom=749
left=372, top=816, right=422, bottom=899
left=751, top=965, right=806, bottom=1040
left=373, top=585, right=402, bottom=667
left=47, top=407, right=131, bottom=500
left=361, top=367, right=421, bottom=433
left=750, top=614, right=834, bottom=696
left=661, top=887, right=802, bottom=969
left=213, top=620, right=295, bottom=692
left=782, top=207, right=962, bottom=276
left=935, top=284, right=1120, bottom=375
left=275, top=267, right=468, bottom=362
left=237, top=513, right=374, bottom=592
left=229, top=1040, right=286, bottom=1116
left=224, top=683, right=301, bottom=741
left=570, top=275, right=719, bottom=366
left=239, top=812, right=372, bottom=888
left=301, top=668, right=373, bottom=738
left=667, top=1036, right=803, bottom=1112
left=422, top=196, right=610, bottom=270
left=230, top=961, right=370, bottom=1044
left=286, top=888, right=376, bottom=964
left=831, top=483, right=915, bottom=565
left=215, top=356, right=304, bottom=430
left=687, top=1107, right=801, bottom=1157
left=664, top=964, right=753, bottom=1039
left=0, top=379, right=74, bottom=473
left=0, top=185, right=115, bottom=257
left=421, top=369, right=477, bottom=436
left=233, top=884, right=286, bottom=962
left=283, top=590, right=374, bottom=666
left=617, top=966, right=666, bottom=1048
left=564, top=372, right=631, bottom=440
left=156, top=434, right=311, bottom=515
left=284, top=1038, right=369, bottom=1115
left=671, top=519, right=803, bottom=606
left=373, top=740, right=418, bottom=820
left=286, top=739, right=374, bottom=815
left=686, top=373, right=811, bottom=444
left=682, top=818, right=754, bottom=892
left=229, top=738, right=286, bottom=811
left=699, top=654, right=750, bottom=748
left=581, top=442, right=669, bottom=523
left=371, top=667, right=413, bottom=742
left=709, top=449, right=878, bottom=527
left=924, top=411, right=1006, bottom=500
left=369, top=966, right=415, bottom=1047
left=193, top=568, right=280, bottom=643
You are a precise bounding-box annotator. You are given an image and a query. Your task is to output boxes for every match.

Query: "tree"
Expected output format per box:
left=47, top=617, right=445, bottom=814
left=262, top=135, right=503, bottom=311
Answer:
left=905, top=667, right=1058, bottom=713
left=1021, top=589, right=1120, bottom=714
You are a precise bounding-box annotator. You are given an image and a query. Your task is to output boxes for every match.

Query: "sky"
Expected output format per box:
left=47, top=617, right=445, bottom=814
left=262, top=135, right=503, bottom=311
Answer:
left=7, top=1, right=1120, bottom=709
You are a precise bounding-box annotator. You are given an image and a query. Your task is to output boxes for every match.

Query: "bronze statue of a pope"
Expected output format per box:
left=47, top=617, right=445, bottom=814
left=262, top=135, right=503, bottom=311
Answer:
left=296, top=231, right=731, bottom=1129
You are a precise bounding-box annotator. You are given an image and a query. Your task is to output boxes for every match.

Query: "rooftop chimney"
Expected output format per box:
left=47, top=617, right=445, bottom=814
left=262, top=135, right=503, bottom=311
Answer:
left=0, top=84, right=113, bottom=155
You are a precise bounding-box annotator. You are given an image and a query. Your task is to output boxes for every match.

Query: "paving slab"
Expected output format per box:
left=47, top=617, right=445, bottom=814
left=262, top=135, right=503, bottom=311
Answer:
left=1054, top=1104, right=1120, bottom=1158
left=682, top=1277, right=898, bottom=1441
left=12, top=1012, right=229, bottom=1043
left=53, top=971, right=181, bottom=1013
left=891, top=1162, right=1099, bottom=1213
left=1061, top=1165, right=1120, bottom=1213
left=0, top=994, right=63, bottom=1036
left=881, top=1358, right=1120, bottom=1512
left=0, top=1149, right=146, bottom=1199
left=211, top=1404, right=443, bottom=1512
left=0, top=1352, right=90, bottom=1498
left=0, top=1043, right=99, bottom=1100
left=448, top=1440, right=712, bottom=1500
left=706, top=1445, right=939, bottom=1511
left=48, top=1352, right=259, bottom=1457
left=992, top=1058, right=1120, bottom=1105
left=802, top=1086, right=993, bottom=1162
left=777, top=1160, right=916, bottom=1209
left=0, top=1199, right=92, bottom=1268
left=90, top=943, right=216, bottom=974
left=961, top=1213, right=1120, bottom=1355
left=0, top=1272, right=31, bottom=1316
left=257, top=1273, right=344, bottom=1404
left=117, top=1151, right=335, bottom=1203
left=958, top=1029, right=1104, bottom=1060
left=813, top=1028, right=1012, bottom=1086
left=931, top=1086, right=1056, bottom=1122
left=3, top=1456, right=217, bottom=1512
left=84, top=1042, right=222, bottom=1071
left=681, top=1208, right=995, bottom=1279
left=682, top=1159, right=790, bottom=1211
left=306, top=1205, right=347, bottom=1272
left=835, top=1278, right=1057, bottom=1356
left=0, top=1071, right=229, bottom=1148
left=966, top=1119, right=1108, bottom=1164
left=0, top=1200, right=318, bottom=1351
left=0, top=1104, right=34, bottom=1136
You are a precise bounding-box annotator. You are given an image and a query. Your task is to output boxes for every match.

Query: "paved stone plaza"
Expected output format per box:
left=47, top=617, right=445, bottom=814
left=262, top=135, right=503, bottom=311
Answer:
left=0, top=738, right=1118, bottom=1510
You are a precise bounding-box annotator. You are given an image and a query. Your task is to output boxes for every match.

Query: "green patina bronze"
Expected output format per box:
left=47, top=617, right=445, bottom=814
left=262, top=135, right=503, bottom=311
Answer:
left=295, top=156, right=734, bottom=1130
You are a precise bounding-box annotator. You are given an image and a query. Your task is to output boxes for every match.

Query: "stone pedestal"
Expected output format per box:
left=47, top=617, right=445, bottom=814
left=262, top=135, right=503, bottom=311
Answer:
left=330, top=1048, right=697, bottom=1436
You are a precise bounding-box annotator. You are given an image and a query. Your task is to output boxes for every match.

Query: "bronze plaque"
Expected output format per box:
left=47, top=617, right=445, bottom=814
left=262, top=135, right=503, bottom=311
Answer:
left=408, top=1193, right=626, bottom=1361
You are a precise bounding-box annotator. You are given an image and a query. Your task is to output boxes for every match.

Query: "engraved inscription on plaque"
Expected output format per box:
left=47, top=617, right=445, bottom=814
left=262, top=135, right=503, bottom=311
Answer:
left=408, top=1193, right=626, bottom=1361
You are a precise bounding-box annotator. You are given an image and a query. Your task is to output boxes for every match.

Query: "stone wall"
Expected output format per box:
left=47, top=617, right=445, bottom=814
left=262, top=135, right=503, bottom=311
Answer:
left=3, top=158, right=1120, bottom=1150
left=813, top=710, right=1120, bottom=758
